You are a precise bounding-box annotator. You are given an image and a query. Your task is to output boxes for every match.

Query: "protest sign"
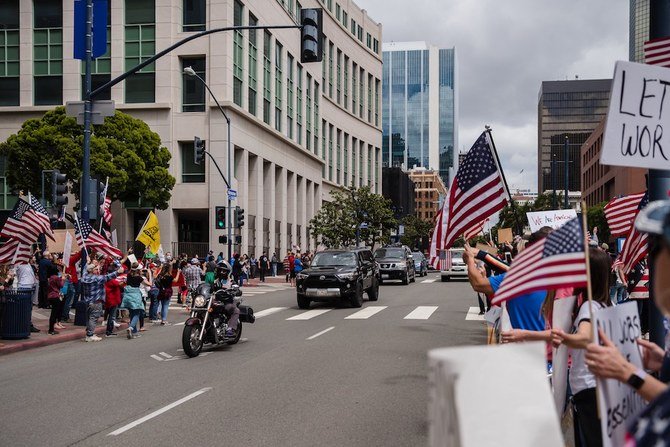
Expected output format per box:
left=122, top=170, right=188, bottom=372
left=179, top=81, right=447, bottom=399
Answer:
left=428, top=342, right=562, bottom=447
left=498, top=227, right=513, bottom=243
left=602, top=60, right=670, bottom=170
left=594, top=301, right=646, bottom=447
left=551, top=295, right=576, bottom=416
left=527, top=209, right=577, bottom=232
left=475, top=243, right=498, bottom=255
left=127, top=254, right=138, bottom=265
left=111, top=229, right=118, bottom=248
left=46, top=229, right=69, bottom=253
left=62, top=232, right=73, bottom=268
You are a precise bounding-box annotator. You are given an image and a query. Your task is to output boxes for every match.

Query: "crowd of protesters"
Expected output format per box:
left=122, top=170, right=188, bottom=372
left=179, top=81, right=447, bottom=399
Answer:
left=462, top=203, right=670, bottom=446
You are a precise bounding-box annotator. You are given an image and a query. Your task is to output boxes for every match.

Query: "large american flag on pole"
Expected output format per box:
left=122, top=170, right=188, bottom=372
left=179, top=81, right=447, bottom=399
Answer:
left=604, top=191, right=647, bottom=237
left=617, top=192, right=650, bottom=274
left=0, top=199, right=43, bottom=245
left=74, top=215, right=122, bottom=258
left=645, top=37, right=670, bottom=67
left=491, top=217, right=587, bottom=305
left=0, top=239, right=32, bottom=264
left=28, top=193, right=55, bottom=240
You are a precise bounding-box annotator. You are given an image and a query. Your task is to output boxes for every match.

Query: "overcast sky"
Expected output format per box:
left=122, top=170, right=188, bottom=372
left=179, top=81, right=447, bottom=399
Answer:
left=355, top=0, right=628, bottom=192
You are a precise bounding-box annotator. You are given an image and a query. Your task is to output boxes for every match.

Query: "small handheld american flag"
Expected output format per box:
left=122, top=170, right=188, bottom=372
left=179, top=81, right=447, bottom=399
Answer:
left=74, top=215, right=122, bottom=259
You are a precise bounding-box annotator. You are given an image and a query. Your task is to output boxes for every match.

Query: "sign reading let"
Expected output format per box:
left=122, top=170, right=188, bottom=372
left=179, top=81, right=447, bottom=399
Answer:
left=602, top=60, right=670, bottom=169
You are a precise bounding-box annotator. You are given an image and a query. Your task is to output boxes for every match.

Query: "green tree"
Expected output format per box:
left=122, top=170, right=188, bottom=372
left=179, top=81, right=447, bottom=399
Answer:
left=586, top=201, right=610, bottom=243
left=400, top=215, right=433, bottom=251
left=0, top=107, right=175, bottom=209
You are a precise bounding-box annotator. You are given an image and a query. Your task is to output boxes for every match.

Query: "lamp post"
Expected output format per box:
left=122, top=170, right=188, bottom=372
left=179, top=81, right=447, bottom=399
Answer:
left=183, top=66, right=233, bottom=261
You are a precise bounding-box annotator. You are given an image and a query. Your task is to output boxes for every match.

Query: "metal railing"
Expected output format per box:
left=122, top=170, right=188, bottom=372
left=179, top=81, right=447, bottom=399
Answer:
left=171, top=242, right=210, bottom=257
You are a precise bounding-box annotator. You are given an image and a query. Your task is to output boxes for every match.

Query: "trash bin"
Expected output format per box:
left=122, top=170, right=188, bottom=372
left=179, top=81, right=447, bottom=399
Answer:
left=74, top=300, right=88, bottom=326
left=1, top=288, right=33, bottom=340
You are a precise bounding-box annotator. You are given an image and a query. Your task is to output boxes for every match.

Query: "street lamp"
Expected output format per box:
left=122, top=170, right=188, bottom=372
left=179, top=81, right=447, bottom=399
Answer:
left=183, top=66, right=233, bottom=260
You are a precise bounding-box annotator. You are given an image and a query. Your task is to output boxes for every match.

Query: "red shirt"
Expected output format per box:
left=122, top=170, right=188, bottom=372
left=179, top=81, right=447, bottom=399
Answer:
left=104, top=277, right=124, bottom=309
left=66, top=252, right=82, bottom=284
left=47, top=275, right=65, bottom=300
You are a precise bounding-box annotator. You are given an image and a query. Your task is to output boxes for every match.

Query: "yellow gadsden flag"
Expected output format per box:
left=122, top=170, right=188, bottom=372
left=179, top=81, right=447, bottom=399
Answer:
left=136, top=211, right=161, bottom=254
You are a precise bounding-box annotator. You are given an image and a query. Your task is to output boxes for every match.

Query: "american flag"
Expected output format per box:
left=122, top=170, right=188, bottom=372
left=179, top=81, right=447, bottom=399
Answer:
left=464, top=219, right=487, bottom=241
left=28, top=194, right=55, bottom=240
left=616, top=192, right=649, bottom=274
left=442, top=131, right=508, bottom=250
left=101, top=197, right=113, bottom=226
left=629, top=268, right=649, bottom=299
left=491, top=217, right=587, bottom=305
left=604, top=191, right=647, bottom=237
left=74, top=216, right=122, bottom=259
left=0, top=199, right=43, bottom=245
left=0, top=239, right=32, bottom=264
left=428, top=201, right=448, bottom=269
left=645, top=37, right=670, bottom=67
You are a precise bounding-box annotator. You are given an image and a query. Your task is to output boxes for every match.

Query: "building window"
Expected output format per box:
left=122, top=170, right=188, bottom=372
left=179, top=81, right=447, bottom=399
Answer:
left=357, top=25, right=362, bottom=41
left=343, top=132, right=349, bottom=184
left=359, top=67, right=364, bottom=117
left=375, top=147, right=380, bottom=193
left=335, top=3, right=340, bottom=21
left=233, top=0, right=244, bottom=107
left=0, top=157, right=18, bottom=210
left=328, top=124, right=333, bottom=180
left=342, top=11, right=348, bottom=28
left=286, top=53, right=294, bottom=140
left=306, top=73, right=312, bottom=151
left=248, top=13, right=258, bottom=116
left=367, top=73, right=372, bottom=122
left=125, top=0, right=155, bottom=104
left=34, top=0, right=63, bottom=106
left=321, top=35, right=327, bottom=94
left=321, top=120, right=326, bottom=176
left=373, top=38, right=379, bottom=54
left=336, top=129, right=341, bottom=182
left=366, top=32, right=371, bottom=49
left=328, top=42, right=334, bottom=98
left=182, top=57, right=205, bottom=112
left=350, top=19, right=356, bottom=35
left=183, top=0, right=205, bottom=32
left=81, top=23, right=112, bottom=101
left=263, top=31, right=272, bottom=125
left=314, top=81, right=320, bottom=153
left=351, top=62, right=357, bottom=114
left=351, top=137, right=357, bottom=184
left=296, top=63, right=303, bottom=145
left=274, top=41, right=283, bottom=132
left=0, top=0, right=20, bottom=106
left=181, top=141, right=206, bottom=183
left=336, top=49, right=341, bottom=104
left=374, top=78, right=379, bottom=126
left=343, top=56, right=349, bottom=109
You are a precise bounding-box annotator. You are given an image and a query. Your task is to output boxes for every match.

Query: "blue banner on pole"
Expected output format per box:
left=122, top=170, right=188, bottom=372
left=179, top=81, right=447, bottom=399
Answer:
left=73, top=0, right=108, bottom=60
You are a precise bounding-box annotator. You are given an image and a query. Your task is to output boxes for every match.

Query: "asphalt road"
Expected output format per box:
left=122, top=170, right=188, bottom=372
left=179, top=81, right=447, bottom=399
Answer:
left=0, top=274, right=485, bottom=447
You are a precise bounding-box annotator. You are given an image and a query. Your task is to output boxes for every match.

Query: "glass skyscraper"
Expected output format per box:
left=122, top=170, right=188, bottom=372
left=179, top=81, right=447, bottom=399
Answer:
left=382, top=42, right=458, bottom=185
left=630, top=0, right=650, bottom=63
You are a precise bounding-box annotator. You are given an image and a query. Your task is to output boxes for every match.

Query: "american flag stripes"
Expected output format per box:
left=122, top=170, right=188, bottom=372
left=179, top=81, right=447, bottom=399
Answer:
left=491, top=217, right=588, bottom=305
left=102, top=197, right=112, bottom=226
left=74, top=216, right=122, bottom=258
left=616, top=192, right=649, bottom=274
left=644, top=37, right=670, bottom=68
left=429, top=200, right=448, bottom=269
left=28, top=194, right=55, bottom=240
left=0, top=199, right=42, bottom=245
left=604, top=192, right=647, bottom=237
left=0, top=239, right=32, bottom=264
left=629, top=268, right=649, bottom=299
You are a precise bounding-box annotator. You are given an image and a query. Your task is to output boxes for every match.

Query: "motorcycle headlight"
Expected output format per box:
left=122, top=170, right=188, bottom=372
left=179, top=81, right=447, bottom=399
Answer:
left=296, top=272, right=309, bottom=280
left=194, top=295, right=206, bottom=308
left=336, top=272, right=357, bottom=280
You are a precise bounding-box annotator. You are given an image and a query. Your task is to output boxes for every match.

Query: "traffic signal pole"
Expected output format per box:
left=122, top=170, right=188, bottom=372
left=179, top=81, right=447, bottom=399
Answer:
left=81, top=0, right=93, bottom=221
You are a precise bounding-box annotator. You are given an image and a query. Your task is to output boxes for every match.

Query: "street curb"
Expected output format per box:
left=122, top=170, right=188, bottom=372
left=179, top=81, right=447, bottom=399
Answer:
left=0, top=322, right=130, bottom=357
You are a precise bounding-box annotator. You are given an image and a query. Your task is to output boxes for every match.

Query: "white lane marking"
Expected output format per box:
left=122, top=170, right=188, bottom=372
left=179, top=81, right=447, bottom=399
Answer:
left=108, top=387, right=212, bottom=436
left=159, top=352, right=173, bottom=359
left=465, top=306, right=485, bottom=321
left=174, top=322, right=185, bottom=326
left=150, top=354, right=164, bottom=361
left=404, top=306, right=439, bottom=320
left=345, top=306, right=387, bottom=320
left=306, top=326, right=335, bottom=340
left=421, top=278, right=437, bottom=283
left=254, top=307, right=288, bottom=318
left=286, top=309, right=331, bottom=320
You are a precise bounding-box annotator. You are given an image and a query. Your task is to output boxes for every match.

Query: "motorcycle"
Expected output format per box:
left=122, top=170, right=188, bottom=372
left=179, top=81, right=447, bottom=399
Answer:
left=182, top=283, right=255, bottom=358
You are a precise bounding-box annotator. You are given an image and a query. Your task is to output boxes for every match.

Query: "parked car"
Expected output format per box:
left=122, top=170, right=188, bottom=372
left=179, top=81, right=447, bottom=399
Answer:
left=412, top=251, right=428, bottom=277
left=440, top=248, right=467, bottom=281
left=374, top=245, right=416, bottom=285
left=295, top=248, right=379, bottom=309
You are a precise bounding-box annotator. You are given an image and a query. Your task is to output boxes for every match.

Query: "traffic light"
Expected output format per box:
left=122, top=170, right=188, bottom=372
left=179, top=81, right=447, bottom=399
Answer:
left=215, top=206, right=226, bottom=229
left=234, top=206, right=245, bottom=228
left=194, top=136, right=205, bottom=165
left=300, top=8, right=323, bottom=63
left=51, top=170, right=68, bottom=207
left=218, top=235, right=228, bottom=244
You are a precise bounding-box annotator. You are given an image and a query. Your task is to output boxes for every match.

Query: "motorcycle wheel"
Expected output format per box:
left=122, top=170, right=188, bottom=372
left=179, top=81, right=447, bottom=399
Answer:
left=182, top=325, right=203, bottom=358
left=226, top=322, right=242, bottom=345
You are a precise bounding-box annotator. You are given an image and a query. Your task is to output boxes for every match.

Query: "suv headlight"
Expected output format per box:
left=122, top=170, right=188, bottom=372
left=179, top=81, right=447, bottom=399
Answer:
left=194, top=295, right=206, bottom=308
left=336, top=272, right=357, bottom=280
left=296, top=272, right=309, bottom=280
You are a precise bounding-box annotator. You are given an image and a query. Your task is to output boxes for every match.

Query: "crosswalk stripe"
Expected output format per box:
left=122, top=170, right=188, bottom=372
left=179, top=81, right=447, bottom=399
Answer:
left=421, top=278, right=437, bottom=283
left=287, top=309, right=331, bottom=320
left=345, top=306, right=387, bottom=319
left=465, top=306, right=485, bottom=321
left=255, top=307, right=288, bottom=318
left=404, top=306, right=439, bottom=320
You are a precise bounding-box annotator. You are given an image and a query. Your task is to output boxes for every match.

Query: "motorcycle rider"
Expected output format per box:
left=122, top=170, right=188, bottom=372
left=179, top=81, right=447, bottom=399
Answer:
left=214, top=261, right=239, bottom=337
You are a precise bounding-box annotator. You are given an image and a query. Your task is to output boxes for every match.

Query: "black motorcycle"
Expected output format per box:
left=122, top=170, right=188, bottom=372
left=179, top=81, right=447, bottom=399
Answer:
left=182, top=283, right=255, bottom=358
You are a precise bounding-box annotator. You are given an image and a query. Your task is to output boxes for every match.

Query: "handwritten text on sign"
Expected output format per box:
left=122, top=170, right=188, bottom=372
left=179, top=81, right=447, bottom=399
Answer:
left=594, top=302, right=646, bottom=447
left=602, top=60, right=670, bottom=169
left=526, top=209, right=577, bottom=232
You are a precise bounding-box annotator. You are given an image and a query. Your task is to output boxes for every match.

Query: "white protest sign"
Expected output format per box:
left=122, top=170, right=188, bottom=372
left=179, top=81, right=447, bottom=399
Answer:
left=428, top=342, right=563, bottom=447
left=527, top=209, right=577, bottom=232
left=551, top=295, right=576, bottom=416
left=111, top=229, right=118, bottom=248
left=594, top=301, right=646, bottom=447
left=127, top=254, right=138, bottom=265
left=62, top=231, right=73, bottom=269
left=602, top=60, right=670, bottom=169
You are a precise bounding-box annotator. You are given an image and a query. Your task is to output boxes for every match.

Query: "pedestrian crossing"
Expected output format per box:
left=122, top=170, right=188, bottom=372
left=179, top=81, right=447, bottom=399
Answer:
left=252, top=305, right=444, bottom=322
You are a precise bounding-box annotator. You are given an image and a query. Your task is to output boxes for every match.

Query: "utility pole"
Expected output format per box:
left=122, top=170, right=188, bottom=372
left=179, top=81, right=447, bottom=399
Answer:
left=81, top=0, right=93, bottom=221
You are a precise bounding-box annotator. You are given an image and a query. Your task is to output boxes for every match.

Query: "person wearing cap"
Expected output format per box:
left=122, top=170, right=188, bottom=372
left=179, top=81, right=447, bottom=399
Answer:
left=183, top=258, right=204, bottom=292
left=80, top=261, right=124, bottom=342
left=585, top=200, right=670, bottom=445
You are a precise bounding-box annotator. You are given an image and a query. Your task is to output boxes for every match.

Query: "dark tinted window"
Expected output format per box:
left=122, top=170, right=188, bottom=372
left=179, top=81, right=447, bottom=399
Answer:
left=0, top=77, right=19, bottom=106
left=126, top=0, right=155, bottom=24
left=126, top=72, right=155, bottom=103
left=34, top=0, right=62, bottom=28
left=182, top=57, right=205, bottom=112
left=374, top=248, right=405, bottom=259
left=311, top=252, right=357, bottom=267
left=81, top=74, right=111, bottom=100
left=183, top=0, right=205, bottom=31
left=0, top=0, right=19, bottom=29
left=34, top=76, right=62, bottom=105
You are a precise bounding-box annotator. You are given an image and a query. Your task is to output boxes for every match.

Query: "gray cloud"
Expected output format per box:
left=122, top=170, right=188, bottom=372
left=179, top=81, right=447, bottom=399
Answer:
left=357, top=0, right=627, bottom=190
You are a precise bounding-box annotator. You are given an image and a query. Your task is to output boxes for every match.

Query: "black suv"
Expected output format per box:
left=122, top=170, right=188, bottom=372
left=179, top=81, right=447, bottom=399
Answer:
left=296, top=248, right=380, bottom=309
left=374, top=245, right=416, bottom=285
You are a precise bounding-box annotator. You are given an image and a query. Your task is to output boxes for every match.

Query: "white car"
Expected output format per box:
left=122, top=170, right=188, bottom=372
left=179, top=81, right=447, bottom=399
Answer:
left=440, top=248, right=468, bottom=282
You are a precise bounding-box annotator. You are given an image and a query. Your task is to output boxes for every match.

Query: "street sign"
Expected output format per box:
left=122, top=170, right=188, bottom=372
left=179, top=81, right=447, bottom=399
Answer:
left=66, top=100, right=115, bottom=124
left=73, top=0, right=108, bottom=60
left=602, top=60, right=670, bottom=170
left=227, top=189, right=237, bottom=200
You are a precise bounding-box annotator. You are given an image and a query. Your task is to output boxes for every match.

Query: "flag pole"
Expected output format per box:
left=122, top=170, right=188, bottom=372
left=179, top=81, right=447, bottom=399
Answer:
left=99, top=177, right=109, bottom=233
left=485, top=126, right=523, bottom=237
left=74, top=211, right=89, bottom=259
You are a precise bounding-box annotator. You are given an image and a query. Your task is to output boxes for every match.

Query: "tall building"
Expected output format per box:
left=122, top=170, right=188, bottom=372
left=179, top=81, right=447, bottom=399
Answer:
left=381, top=167, right=415, bottom=219
left=630, top=0, right=650, bottom=63
left=537, top=79, right=611, bottom=194
left=381, top=41, right=458, bottom=186
left=407, top=167, right=447, bottom=222
left=0, top=0, right=382, bottom=256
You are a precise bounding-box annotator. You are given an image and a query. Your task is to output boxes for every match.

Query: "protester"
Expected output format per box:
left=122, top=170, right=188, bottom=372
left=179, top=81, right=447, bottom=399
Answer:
left=46, top=265, right=67, bottom=335
left=204, top=256, right=217, bottom=285
left=250, top=255, right=257, bottom=279
left=62, top=251, right=82, bottom=321
left=37, top=251, right=54, bottom=309
left=258, top=252, right=269, bottom=282
left=231, top=253, right=243, bottom=286
left=288, top=251, right=296, bottom=286
left=283, top=252, right=291, bottom=283
left=155, top=264, right=174, bottom=325
left=15, top=260, right=40, bottom=333
left=122, top=263, right=147, bottom=338
left=271, top=252, right=278, bottom=277
left=293, top=256, right=303, bottom=287
left=103, top=264, right=124, bottom=337
left=80, top=261, right=122, bottom=342
left=0, top=265, right=15, bottom=333
left=171, top=259, right=186, bottom=304
left=609, top=260, right=627, bottom=305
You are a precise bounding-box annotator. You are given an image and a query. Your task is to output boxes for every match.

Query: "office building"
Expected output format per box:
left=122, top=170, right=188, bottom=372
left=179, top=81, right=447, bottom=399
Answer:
left=537, top=79, right=611, bottom=194
left=630, top=0, right=650, bottom=63
left=381, top=167, right=415, bottom=219
left=407, top=167, right=447, bottom=221
left=0, top=0, right=382, bottom=256
left=381, top=41, right=458, bottom=186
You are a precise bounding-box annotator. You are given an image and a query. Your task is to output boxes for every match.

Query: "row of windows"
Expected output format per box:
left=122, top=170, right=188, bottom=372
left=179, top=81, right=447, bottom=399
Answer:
left=317, top=0, right=379, bottom=55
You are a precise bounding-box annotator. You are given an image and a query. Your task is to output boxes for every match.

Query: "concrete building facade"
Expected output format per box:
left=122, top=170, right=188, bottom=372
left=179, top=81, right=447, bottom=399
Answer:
left=407, top=167, right=447, bottom=222
left=0, top=0, right=382, bottom=257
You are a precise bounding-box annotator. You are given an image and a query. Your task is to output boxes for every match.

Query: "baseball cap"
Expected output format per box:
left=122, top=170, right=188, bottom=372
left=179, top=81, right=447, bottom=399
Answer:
left=635, top=200, right=670, bottom=245
left=191, top=257, right=200, bottom=264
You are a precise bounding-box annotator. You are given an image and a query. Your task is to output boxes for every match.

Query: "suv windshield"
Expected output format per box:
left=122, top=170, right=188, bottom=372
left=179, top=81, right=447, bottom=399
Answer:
left=311, top=252, right=358, bottom=267
left=374, top=248, right=405, bottom=259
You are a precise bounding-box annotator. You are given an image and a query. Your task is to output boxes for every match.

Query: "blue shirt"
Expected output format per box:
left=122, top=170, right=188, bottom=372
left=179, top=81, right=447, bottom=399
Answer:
left=488, top=273, right=546, bottom=332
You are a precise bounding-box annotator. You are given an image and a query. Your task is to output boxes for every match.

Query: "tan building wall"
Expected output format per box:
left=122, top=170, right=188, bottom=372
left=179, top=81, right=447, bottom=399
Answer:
left=407, top=168, right=447, bottom=221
